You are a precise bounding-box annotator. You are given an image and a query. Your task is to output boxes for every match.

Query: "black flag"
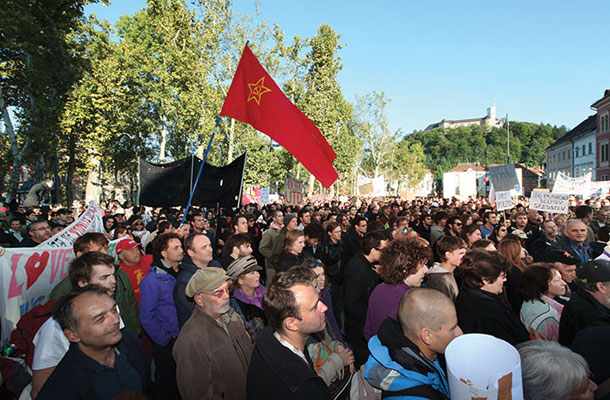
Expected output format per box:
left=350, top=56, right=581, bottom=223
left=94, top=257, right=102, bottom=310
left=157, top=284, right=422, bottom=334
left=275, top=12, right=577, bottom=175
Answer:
left=139, top=153, right=246, bottom=208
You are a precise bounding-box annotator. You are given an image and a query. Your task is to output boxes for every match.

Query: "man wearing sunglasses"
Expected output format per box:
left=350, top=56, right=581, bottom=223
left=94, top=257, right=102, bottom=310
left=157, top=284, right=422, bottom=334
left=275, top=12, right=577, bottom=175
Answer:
left=173, top=268, right=253, bottom=400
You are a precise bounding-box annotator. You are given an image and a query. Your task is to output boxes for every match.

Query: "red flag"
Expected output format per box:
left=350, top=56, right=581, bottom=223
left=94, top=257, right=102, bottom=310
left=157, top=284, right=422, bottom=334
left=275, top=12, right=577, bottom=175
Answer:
left=220, top=45, right=338, bottom=188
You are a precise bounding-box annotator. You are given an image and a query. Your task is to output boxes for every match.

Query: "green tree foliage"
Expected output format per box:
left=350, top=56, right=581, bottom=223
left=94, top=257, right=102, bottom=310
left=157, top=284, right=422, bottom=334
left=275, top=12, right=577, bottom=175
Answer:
left=1, top=0, right=103, bottom=201
left=404, top=122, right=568, bottom=188
left=299, top=24, right=360, bottom=195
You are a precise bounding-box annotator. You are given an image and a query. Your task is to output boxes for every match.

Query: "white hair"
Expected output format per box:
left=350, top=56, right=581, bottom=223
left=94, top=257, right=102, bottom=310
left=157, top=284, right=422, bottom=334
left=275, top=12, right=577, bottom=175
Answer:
left=518, top=340, right=590, bottom=400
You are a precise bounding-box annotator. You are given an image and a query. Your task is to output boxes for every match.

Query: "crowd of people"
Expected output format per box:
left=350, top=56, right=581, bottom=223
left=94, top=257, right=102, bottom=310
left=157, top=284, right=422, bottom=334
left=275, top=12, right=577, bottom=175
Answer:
left=2, top=194, right=610, bottom=399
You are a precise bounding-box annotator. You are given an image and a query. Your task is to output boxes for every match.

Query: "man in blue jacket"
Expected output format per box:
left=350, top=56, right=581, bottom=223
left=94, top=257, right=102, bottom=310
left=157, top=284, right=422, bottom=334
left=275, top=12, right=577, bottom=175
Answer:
left=365, top=288, right=462, bottom=399
left=139, top=232, right=183, bottom=400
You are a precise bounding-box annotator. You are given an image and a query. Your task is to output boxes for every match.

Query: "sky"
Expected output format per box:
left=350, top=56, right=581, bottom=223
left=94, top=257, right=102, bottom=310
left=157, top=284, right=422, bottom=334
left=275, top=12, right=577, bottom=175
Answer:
left=85, top=0, right=610, bottom=134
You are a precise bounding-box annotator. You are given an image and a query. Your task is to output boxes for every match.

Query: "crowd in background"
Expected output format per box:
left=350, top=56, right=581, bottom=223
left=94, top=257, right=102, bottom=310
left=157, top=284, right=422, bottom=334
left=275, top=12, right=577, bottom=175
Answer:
left=2, top=192, right=610, bottom=399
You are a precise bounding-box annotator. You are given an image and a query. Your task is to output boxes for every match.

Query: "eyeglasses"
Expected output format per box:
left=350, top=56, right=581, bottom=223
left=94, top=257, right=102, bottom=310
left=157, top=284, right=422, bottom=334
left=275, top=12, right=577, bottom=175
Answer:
left=31, top=226, right=50, bottom=231
left=454, top=223, right=463, bottom=226
left=202, top=285, right=230, bottom=299
left=308, top=259, right=323, bottom=268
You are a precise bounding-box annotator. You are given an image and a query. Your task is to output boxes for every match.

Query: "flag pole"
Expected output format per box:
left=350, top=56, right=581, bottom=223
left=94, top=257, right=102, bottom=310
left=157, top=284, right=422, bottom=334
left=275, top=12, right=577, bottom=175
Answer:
left=180, top=116, right=221, bottom=226
left=237, top=151, right=248, bottom=208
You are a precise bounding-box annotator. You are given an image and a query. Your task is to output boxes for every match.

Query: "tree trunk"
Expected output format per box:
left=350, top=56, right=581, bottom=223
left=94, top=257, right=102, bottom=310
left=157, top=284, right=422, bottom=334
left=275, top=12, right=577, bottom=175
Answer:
left=65, top=133, right=76, bottom=207
left=159, top=115, right=168, bottom=162
left=307, top=173, right=315, bottom=198
left=1, top=87, right=28, bottom=203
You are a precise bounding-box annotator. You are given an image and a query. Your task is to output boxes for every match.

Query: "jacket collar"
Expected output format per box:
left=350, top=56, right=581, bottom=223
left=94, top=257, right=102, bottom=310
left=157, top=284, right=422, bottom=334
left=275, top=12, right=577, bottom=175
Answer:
left=254, top=327, right=320, bottom=392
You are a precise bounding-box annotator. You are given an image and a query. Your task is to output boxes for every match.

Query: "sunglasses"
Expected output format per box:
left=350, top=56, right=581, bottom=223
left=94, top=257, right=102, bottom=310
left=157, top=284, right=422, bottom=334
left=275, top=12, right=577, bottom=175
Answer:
left=203, top=285, right=230, bottom=299
left=308, top=259, right=323, bottom=268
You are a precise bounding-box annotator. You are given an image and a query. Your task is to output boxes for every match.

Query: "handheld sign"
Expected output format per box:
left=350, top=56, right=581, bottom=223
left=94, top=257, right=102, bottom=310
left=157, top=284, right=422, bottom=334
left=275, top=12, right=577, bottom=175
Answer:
left=284, top=178, right=304, bottom=206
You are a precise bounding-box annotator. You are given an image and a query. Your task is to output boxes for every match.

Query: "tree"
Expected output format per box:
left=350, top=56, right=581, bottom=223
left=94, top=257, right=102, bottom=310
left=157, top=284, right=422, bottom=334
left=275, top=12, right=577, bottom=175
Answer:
left=353, top=91, right=399, bottom=178
left=300, top=24, right=359, bottom=195
left=1, top=0, right=103, bottom=202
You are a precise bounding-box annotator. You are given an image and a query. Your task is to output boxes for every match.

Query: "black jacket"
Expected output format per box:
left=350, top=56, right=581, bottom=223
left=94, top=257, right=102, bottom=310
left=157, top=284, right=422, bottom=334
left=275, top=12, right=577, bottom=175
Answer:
left=455, top=286, right=530, bottom=346
left=36, top=328, right=149, bottom=400
left=277, top=252, right=303, bottom=273
left=319, top=239, right=345, bottom=284
left=344, top=253, right=381, bottom=327
left=558, top=288, right=610, bottom=346
left=343, top=253, right=381, bottom=365
left=529, top=235, right=556, bottom=262
left=247, top=327, right=331, bottom=400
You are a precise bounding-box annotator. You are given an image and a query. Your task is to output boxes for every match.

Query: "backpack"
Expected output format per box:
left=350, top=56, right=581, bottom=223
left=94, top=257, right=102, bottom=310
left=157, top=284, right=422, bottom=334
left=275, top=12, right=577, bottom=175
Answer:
left=9, top=300, right=55, bottom=367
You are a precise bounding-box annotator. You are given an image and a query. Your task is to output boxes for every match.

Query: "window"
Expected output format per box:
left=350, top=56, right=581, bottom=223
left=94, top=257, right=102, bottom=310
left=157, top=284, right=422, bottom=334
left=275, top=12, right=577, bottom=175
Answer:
left=601, top=112, right=610, bottom=133
left=589, top=143, right=593, bottom=154
left=583, top=145, right=586, bottom=155
left=575, top=147, right=579, bottom=157
left=601, top=144, right=609, bottom=163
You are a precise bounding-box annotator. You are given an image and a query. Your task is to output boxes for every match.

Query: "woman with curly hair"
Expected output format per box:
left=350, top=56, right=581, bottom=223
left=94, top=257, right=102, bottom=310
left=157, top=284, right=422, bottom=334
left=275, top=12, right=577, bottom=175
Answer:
left=498, top=238, right=530, bottom=313
left=455, top=249, right=530, bottom=345
left=363, top=237, right=433, bottom=341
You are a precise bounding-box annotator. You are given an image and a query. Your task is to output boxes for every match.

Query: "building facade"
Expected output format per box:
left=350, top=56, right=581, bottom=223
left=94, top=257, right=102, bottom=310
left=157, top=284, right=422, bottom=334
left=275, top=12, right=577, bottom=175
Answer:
left=593, top=90, right=610, bottom=180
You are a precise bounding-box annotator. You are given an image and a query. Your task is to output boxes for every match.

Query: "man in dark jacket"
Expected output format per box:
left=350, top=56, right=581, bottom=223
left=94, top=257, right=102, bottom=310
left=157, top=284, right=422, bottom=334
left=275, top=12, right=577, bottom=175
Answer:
left=551, top=220, right=592, bottom=265
left=247, top=268, right=333, bottom=400
left=342, top=216, right=368, bottom=261
left=530, top=219, right=558, bottom=262
left=19, top=220, right=51, bottom=247
left=558, top=260, right=610, bottom=346
left=36, top=286, right=149, bottom=400
left=343, top=231, right=388, bottom=366
left=174, top=232, right=216, bottom=328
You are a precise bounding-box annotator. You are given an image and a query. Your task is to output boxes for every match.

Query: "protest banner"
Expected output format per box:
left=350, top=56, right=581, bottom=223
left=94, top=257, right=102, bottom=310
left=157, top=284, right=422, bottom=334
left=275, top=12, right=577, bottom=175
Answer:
left=0, top=202, right=104, bottom=344
left=260, top=187, right=270, bottom=204
left=284, top=178, right=304, bottom=206
left=495, top=190, right=513, bottom=211
left=359, top=182, right=374, bottom=196
left=488, top=164, right=520, bottom=192
left=529, top=191, right=570, bottom=213
left=589, top=181, right=610, bottom=198
left=446, top=334, right=522, bottom=399
left=552, top=171, right=591, bottom=196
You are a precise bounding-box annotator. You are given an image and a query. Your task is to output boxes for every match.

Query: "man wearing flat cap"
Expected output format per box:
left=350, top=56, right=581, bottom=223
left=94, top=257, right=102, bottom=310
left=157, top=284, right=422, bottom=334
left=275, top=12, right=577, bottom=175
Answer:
left=172, top=268, right=253, bottom=400
left=558, top=260, right=610, bottom=346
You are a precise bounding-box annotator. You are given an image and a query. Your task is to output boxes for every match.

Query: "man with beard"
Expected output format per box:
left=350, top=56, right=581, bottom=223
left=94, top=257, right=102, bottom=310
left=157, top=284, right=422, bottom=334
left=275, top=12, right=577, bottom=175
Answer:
left=173, top=268, right=253, bottom=400
left=36, top=286, right=149, bottom=400
left=247, top=269, right=332, bottom=399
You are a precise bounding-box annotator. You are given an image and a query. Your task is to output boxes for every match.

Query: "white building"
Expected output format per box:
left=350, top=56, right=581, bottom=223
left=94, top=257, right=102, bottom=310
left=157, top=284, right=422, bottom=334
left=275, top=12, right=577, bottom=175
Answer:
left=572, top=116, right=597, bottom=179
left=443, top=164, right=486, bottom=200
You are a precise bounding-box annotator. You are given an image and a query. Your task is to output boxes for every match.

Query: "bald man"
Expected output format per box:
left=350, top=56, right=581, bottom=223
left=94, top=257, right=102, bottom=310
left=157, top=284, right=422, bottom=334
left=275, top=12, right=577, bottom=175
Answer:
left=364, top=288, right=462, bottom=398
left=550, top=219, right=592, bottom=266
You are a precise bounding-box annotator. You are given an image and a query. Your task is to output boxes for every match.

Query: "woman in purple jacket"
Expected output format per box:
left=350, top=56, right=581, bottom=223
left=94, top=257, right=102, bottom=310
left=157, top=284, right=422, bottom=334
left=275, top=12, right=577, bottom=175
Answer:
left=363, top=237, right=432, bottom=341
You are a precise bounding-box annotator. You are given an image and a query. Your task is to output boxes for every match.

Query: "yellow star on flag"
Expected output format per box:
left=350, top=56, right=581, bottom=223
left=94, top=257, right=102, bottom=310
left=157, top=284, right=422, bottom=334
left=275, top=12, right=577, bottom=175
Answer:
left=247, top=77, right=272, bottom=105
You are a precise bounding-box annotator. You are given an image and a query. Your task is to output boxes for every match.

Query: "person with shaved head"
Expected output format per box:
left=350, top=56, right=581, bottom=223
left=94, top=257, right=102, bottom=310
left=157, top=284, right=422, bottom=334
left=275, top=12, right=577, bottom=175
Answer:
left=364, top=288, right=462, bottom=399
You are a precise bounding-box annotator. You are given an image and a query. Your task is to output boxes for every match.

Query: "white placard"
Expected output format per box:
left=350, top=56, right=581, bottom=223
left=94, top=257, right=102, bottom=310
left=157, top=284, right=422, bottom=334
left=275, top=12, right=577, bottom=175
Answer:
left=445, top=334, right=523, bottom=399
left=529, top=191, right=570, bottom=213
left=552, top=171, right=591, bottom=195
left=495, top=190, right=513, bottom=211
